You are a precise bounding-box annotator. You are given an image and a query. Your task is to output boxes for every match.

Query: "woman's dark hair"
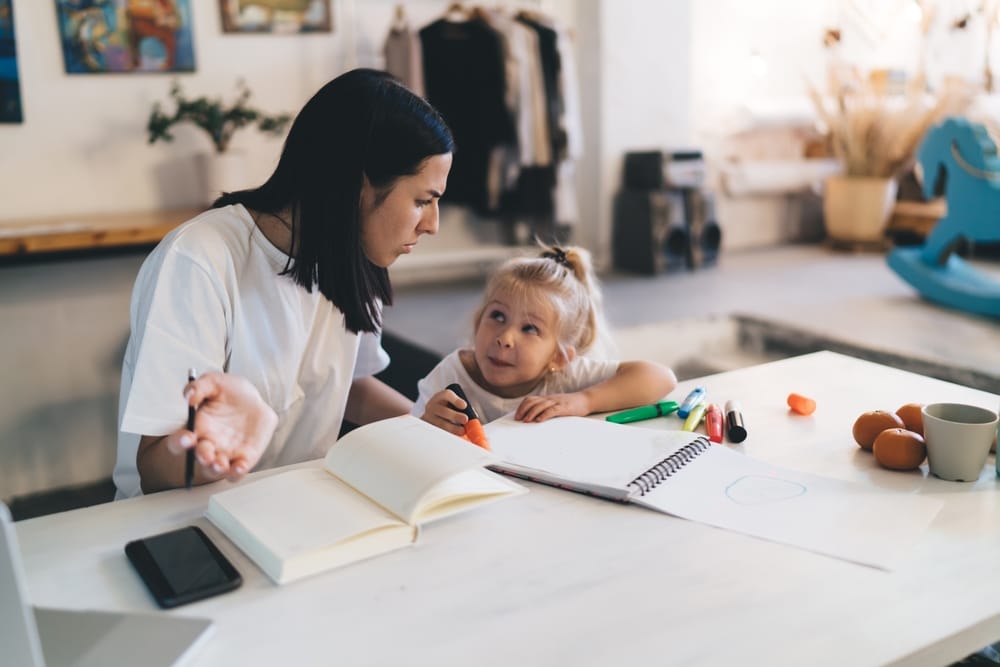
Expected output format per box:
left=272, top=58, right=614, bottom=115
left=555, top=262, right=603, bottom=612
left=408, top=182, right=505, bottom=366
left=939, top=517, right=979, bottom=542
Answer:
left=214, top=68, right=454, bottom=333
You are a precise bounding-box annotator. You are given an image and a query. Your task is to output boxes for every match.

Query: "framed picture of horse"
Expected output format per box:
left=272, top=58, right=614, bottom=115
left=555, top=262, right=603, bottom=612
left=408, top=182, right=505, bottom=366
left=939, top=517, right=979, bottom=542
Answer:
left=54, top=0, right=196, bottom=74
left=219, top=0, right=332, bottom=34
left=0, top=0, right=22, bottom=122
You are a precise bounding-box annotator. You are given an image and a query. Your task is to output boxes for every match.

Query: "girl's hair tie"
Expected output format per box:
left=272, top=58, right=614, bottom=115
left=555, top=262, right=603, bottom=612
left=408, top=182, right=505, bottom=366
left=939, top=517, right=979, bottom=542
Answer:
left=542, top=247, right=571, bottom=268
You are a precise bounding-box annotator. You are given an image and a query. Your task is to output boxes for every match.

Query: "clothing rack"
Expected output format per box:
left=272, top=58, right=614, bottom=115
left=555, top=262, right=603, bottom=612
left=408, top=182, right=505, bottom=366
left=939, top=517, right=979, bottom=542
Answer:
left=343, top=0, right=549, bottom=63
left=347, top=1, right=572, bottom=283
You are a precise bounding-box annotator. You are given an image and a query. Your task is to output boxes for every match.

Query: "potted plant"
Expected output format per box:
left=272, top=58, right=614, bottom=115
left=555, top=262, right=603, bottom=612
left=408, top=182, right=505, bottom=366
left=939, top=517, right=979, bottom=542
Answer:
left=147, top=80, right=291, bottom=203
left=807, top=67, right=972, bottom=244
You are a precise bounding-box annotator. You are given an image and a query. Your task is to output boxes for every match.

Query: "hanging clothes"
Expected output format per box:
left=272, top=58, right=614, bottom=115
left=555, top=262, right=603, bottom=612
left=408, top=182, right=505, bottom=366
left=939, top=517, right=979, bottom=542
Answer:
left=420, top=12, right=515, bottom=213
left=516, top=11, right=582, bottom=227
left=380, top=4, right=581, bottom=231
left=516, top=13, right=565, bottom=163
left=475, top=9, right=540, bottom=212
left=480, top=8, right=550, bottom=169
left=383, top=6, right=425, bottom=98
left=553, top=23, right=582, bottom=226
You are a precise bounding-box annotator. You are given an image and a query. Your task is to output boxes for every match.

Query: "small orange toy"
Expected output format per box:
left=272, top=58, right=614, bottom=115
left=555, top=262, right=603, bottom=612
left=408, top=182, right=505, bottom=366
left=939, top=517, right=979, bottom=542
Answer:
left=787, top=392, right=817, bottom=416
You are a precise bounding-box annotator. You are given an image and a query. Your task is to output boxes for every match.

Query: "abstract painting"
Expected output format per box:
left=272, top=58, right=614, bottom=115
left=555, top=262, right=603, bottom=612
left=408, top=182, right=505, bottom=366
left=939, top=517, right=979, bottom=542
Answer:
left=0, top=0, right=22, bottom=122
left=55, top=0, right=196, bottom=74
left=219, top=0, right=332, bottom=33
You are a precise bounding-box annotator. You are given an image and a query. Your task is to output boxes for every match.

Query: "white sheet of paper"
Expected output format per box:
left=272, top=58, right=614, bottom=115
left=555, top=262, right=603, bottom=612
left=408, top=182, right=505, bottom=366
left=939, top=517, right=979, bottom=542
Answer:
left=636, top=444, right=943, bottom=569
left=486, top=416, right=944, bottom=569
left=487, top=416, right=695, bottom=486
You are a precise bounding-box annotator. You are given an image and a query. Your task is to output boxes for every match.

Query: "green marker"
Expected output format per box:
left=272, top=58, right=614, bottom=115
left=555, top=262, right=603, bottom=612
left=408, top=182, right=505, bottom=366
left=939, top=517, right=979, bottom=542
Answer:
left=606, top=400, right=679, bottom=424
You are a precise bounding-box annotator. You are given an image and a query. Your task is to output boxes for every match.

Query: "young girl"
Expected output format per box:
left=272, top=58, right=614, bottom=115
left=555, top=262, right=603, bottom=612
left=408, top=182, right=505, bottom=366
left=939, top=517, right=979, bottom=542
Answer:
left=414, top=244, right=677, bottom=435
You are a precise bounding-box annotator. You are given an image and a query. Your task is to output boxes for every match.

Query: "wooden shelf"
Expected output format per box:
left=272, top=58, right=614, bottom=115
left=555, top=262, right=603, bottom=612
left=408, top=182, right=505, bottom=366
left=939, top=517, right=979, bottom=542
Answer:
left=0, top=208, right=199, bottom=257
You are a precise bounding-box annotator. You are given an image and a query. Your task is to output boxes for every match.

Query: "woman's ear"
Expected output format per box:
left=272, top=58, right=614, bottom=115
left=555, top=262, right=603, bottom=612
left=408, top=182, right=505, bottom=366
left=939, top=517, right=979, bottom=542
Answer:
left=359, top=174, right=374, bottom=213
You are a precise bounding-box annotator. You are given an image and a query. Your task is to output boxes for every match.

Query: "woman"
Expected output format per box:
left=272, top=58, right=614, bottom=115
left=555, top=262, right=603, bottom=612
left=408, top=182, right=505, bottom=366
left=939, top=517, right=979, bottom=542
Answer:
left=114, top=69, right=454, bottom=497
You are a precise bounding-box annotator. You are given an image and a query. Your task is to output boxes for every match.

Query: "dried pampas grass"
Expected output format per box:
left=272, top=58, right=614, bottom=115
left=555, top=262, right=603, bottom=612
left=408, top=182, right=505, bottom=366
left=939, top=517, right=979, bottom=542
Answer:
left=808, top=68, right=975, bottom=178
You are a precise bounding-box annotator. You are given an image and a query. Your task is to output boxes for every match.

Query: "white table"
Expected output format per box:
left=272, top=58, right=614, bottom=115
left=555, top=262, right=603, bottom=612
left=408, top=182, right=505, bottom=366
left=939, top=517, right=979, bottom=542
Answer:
left=16, top=352, right=1000, bottom=667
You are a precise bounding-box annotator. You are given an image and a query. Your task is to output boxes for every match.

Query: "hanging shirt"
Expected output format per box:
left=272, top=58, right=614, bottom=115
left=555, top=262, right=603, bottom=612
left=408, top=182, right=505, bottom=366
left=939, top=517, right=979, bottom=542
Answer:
left=383, top=22, right=425, bottom=97
left=420, top=16, right=515, bottom=213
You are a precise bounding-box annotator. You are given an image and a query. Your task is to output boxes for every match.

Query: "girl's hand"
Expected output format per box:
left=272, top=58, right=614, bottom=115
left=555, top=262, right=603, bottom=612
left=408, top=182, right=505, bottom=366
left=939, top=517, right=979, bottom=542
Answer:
left=515, top=392, right=590, bottom=422
left=420, top=388, right=469, bottom=436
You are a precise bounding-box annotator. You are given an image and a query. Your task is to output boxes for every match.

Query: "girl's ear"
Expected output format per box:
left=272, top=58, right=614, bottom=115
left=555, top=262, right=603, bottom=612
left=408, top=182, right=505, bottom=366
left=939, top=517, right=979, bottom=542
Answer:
left=550, top=346, right=576, bottom=371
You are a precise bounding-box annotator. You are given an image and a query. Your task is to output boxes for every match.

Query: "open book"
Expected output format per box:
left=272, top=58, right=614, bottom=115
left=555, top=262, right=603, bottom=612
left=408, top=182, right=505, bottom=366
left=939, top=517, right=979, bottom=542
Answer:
left=206, top=416, right=526, bottom=584
left=485, top=416, right=943, bottom=570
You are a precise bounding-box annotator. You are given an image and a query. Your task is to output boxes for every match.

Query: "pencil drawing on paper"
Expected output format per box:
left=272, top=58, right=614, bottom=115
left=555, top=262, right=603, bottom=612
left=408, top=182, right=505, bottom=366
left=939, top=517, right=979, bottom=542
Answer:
left=724, top=475, right=807, bottom=505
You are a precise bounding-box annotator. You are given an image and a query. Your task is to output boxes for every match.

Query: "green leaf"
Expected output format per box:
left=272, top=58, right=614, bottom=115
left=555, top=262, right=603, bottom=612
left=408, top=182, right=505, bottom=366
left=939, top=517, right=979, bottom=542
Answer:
left=146, top=79, right=292, bottom=154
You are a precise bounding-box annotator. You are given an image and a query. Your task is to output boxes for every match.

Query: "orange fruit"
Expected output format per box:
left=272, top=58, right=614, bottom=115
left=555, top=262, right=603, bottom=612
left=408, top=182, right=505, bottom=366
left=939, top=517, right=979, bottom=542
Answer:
left=852, top=410, right=905, bottom=450
left=873, top=428, right=926, bottom=471
left=895, top=402, right=925, bottom=436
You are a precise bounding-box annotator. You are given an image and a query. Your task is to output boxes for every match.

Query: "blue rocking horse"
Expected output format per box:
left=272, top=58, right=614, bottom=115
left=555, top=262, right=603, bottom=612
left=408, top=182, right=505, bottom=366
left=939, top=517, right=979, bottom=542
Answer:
left=887, top=116, right=1000, bottom=318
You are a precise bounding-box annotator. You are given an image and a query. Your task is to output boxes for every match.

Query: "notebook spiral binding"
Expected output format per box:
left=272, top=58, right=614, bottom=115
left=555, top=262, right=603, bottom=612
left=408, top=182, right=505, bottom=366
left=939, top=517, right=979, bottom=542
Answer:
left=626, top=436, right=712, bottom=496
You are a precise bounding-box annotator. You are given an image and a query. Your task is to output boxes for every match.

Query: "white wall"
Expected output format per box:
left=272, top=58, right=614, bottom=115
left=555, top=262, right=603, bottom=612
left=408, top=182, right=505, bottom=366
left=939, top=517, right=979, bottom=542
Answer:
left=0, top=253, right=145, bottom=500
left=0, top=0, right=576, bottom=221
left=1, top=1, right=351, bottom=220
left=688, top=1, right=827, bottom=251
left=690, top=0, right=829, bottom=134
left=590, top=0, right=693, bottom=264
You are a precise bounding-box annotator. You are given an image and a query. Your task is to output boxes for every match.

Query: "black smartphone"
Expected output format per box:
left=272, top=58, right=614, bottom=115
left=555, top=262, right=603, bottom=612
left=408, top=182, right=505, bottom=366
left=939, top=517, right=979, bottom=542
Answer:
left=125, top=525, right=242, bottom=609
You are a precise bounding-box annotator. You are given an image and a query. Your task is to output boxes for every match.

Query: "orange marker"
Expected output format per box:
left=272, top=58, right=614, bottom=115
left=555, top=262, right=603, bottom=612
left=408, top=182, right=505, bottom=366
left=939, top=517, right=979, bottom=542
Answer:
left=446, top=383, right=491, bottom=450
left=787, top=392, right=816, bottom=416
left=463, top=419, right=490, bottom=450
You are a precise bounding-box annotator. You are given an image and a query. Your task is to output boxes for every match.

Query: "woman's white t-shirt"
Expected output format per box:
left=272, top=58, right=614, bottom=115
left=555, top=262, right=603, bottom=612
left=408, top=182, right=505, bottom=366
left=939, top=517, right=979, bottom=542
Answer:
left=114, top=205, right=389, bottom=498
left=411, top=350, right=619, bottom=424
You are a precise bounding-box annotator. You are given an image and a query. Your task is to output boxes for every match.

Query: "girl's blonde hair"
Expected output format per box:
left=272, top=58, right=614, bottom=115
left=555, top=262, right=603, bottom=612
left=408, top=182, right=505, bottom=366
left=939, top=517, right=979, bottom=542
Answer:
left=473, top=243, right=607, bottom=356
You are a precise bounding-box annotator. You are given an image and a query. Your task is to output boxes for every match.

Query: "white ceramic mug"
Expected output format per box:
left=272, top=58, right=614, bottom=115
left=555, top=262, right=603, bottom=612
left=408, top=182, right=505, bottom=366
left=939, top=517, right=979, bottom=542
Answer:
left=922, top=403, right=999, bottom=482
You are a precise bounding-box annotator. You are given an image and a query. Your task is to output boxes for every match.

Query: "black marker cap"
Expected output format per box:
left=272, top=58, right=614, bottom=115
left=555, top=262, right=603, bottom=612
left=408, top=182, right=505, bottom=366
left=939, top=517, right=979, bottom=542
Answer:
left=446, top=383, right=479, bottom=421
left=725, top=399, right=747, bottom=443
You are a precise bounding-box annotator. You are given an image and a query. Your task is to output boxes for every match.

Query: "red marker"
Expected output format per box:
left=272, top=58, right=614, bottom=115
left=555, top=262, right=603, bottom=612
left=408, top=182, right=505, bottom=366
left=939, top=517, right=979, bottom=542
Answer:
left=446, top=383, right=491, bottom=450
left=705, top=403, right=724, bottom=443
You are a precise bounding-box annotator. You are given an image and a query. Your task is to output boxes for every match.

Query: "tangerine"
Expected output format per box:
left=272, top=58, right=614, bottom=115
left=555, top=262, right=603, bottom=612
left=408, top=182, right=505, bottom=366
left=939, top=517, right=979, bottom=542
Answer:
left=872, top=428, right=926, bottom=471
left=852, top=410, right=904, bottom=450
left=895, top=402, right=925, bottom=436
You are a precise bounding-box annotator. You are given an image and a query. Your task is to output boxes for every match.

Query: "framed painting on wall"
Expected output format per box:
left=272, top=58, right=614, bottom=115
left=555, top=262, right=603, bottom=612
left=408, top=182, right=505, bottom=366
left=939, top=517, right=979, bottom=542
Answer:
left=219, top=0, right=332, bottom=34
left=55, top=0, right=196, bottom=74
left=0, top=0, right=22, bottom=122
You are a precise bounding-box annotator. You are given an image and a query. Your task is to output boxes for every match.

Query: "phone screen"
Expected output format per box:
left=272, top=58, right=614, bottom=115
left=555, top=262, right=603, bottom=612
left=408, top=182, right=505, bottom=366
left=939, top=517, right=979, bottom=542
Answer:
left=126, top=526, right=241, bottom=608
left=145, top=528, right=233, bottom=593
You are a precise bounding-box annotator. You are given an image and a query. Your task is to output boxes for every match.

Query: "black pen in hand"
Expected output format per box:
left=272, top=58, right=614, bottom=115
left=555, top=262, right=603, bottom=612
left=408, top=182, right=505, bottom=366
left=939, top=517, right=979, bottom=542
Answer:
left=185, top=368, right=197, bottom=489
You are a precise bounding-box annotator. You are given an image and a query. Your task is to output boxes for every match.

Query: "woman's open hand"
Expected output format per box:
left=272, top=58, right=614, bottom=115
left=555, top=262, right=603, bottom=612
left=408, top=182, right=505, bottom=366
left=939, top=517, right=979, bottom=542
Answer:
left=167, top=372, right=278, bottom=482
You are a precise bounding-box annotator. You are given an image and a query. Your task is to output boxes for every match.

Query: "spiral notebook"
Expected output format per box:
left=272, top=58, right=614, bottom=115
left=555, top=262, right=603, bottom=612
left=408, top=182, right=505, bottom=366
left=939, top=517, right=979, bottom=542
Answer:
left=484, top=416, right=943, bottom=570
